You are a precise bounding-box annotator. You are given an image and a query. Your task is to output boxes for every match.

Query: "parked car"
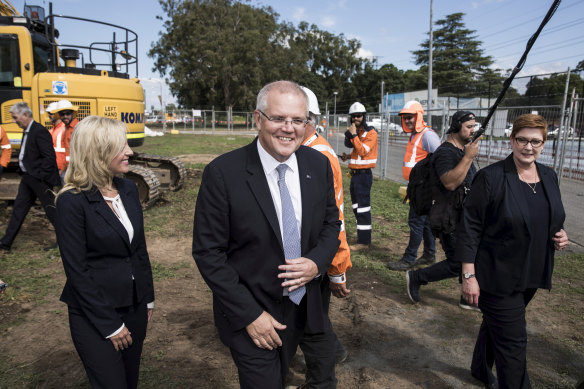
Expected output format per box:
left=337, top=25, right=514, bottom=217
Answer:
left=504, top=124, right=513, bottom=137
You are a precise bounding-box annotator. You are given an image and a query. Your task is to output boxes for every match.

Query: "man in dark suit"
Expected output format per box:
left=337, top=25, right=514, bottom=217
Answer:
left=193, top=80, right=340, bottom=388
left=0, top=102, right=61, bottom=251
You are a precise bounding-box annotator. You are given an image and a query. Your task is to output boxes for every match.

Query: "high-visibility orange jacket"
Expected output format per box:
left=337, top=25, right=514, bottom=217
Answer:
left=0, top=126, right=11, bottom=168
left=63, top=118, right=79, bottom=170
left=347, top=126, right=377, bottom=170
left=51, top=122, right=67, bottom=172
left=403, top=128, right=431, bottom=181
left=303, top=133, right=352, bottom=281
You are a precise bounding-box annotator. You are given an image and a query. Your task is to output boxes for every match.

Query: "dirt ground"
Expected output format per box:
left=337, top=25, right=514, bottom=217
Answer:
left=1, top=159, right=583, bottom=388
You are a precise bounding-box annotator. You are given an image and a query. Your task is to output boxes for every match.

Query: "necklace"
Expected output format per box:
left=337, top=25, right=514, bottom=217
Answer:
left=517, top=171, right=537, bottom=194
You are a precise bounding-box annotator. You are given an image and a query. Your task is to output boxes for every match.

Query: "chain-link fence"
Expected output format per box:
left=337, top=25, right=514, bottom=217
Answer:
left=146, top=102, right=583, bottom=182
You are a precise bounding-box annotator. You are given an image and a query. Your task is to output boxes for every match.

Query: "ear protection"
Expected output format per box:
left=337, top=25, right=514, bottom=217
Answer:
left=450, top=111, right=475, bottom=133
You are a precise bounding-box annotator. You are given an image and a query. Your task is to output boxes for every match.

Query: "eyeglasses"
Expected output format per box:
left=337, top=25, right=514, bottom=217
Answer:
left=514, top=137, right=544, bottom=148
left=258, top=110, right=307, bottom=128
left=351, top=114, right=363, bottom=119
left=60, top=110, right=74, bottom=116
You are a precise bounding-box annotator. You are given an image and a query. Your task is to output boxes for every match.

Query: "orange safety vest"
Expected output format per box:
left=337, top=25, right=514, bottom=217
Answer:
left=303, top=133, right=352, bottom=279
left=402, top=128, right=431, bottom=181
left=0, top=126, right=11, bottom=168
left=52, top=122, right=67, bottom=172
left=348, top=127, right=377, bottom=170
left=63, top=118, right=79, bottom=169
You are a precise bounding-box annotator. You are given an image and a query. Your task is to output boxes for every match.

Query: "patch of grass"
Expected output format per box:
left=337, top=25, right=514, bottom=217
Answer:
left=135, top=134, right=252, bottom=157
left=150, top=261, right=191, bottom=282
left=0, top=359, right=47, bottom=388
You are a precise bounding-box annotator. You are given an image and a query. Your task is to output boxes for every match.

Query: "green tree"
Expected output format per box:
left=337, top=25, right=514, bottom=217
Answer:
left=523, top=72, right=583, bottom=106
left=412, top=13, right=504, bottom=97
left=150, top=0, right=281, bottom=113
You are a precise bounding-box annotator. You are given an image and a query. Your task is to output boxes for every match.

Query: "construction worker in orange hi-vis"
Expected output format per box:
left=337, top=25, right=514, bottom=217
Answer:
left=51, top=100, right=79, bottom=180
left=294, top=86, right=351, bottom=386
left=46, top=102, right=66, bottom=178
left=340, top=101, right=377, bottom=251
left=386, top=100, right=440, bottom=271
left=0, top=124, right=11, bottom=180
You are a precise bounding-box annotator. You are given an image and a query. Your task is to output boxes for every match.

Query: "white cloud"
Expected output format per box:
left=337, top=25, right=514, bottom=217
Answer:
left=322, top=15, right=335, bottom=28
left=357, top=47, right=374, bottom=59
left=293, top=7, right=305, bottom=21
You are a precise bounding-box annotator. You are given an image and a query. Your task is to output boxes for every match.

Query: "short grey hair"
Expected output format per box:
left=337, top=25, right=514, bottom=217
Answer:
left=308, top=112, right=319, bottom=126
left=10, top=102, right=33, bottom=118
left=256, top=80, right=308, bottom=115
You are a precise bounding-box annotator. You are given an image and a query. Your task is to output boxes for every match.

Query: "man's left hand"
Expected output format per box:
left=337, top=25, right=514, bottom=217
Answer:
left=330, top=282, right=351, bottom=298
left=278, top=257, right=318, bottom=292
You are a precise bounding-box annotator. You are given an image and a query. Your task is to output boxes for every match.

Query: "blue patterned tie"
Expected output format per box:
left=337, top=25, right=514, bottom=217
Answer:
left=276, top=164, right=305, bottom=305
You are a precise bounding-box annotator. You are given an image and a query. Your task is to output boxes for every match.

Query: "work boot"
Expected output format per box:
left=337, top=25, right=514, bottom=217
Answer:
left=386, top=258, right=415, bottom=271
left=415, top=253, right=436, bottom=266
left=406, top=270, right=420, bottom=303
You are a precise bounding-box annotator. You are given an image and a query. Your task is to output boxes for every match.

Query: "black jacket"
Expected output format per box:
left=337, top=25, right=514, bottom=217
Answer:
left=455, top=154, right=566, bottom=296
left=19, top=121, right=60, bottom=186
left=192, top=138, right=340, bottom=346
left=56, top=177, right=155, bottom=338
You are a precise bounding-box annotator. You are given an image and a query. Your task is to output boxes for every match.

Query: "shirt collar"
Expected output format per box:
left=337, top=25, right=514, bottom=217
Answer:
left=24, top=120, right=33, bottom=134
left=257, top=139, right=298, bottom=177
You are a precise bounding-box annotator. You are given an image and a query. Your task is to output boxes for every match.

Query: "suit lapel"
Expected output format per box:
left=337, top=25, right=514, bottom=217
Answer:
left=245, top=140, right=283, bottom=249
left=86, top=185, right=132, bottom=251
left=504, top=155, right=532, bottom=237
left=297, top=147, right=315, bottom=253
left=116, top=178, right=141, bottom=249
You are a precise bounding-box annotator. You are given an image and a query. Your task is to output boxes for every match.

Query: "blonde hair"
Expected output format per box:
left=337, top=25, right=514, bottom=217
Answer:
left=56, top=116, right=128, bottom=200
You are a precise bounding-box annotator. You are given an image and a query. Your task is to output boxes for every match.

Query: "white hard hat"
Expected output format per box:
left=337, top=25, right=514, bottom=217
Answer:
left=53, top=99, right=79, bottom=113
left=46, top=102, right=58, bottom=113
left=349, top=102, right=366, bottom=115
left=300, top=86, right=321, bottom=115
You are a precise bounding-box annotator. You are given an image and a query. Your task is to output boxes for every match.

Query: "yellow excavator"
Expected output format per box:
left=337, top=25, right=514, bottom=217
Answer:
left=0, top=1, right=185, bottom=208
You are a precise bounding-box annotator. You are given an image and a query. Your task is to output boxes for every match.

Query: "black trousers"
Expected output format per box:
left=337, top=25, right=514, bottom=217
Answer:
left=471, top=288, right=537, bottom=389
left=414, top=232, right=460, bottom=284
left=298, top=277, right=339, bottom=388
left=0, top=174, right=56, bottom=247
left=349, top=171, right=372, bottom=244
left=229, top=297, right=335, bottom=389
left=68, top=299, right=148, bottom=389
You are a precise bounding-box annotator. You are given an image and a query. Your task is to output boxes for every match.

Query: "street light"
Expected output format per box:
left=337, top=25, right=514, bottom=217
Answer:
left=148, top=77, right=166, bottom=132
left=333, top=91, right=338, bottom=131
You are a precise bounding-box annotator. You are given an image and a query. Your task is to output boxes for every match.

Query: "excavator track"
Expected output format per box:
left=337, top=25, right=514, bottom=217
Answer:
left=126, top=165, right=161, bottom=209
left=129, top=153, right=186, bottom=191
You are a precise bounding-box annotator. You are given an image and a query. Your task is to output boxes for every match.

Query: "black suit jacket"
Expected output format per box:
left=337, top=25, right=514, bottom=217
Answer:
left=192, top=138, right=340, bottom=346
left=20, top=121, right=60, bottom=186
left=455, top=154, right=566, bottom=296
left=56, top=177, right=155, bottom=338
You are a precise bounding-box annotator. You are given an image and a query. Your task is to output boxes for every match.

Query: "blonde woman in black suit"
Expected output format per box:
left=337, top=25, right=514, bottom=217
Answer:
left=55, top=116, right=154, bottom=389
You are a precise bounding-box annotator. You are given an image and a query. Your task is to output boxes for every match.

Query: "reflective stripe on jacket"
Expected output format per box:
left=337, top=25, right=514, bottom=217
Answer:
left=0, top=126, right=11, bottom=168
left=348, top=127, right=377, bottom=170
left=303, top=133, right=352, bottom=277
left=52, top=122, right=67, bottom=171
left=402, top=128, right=430, bottom=181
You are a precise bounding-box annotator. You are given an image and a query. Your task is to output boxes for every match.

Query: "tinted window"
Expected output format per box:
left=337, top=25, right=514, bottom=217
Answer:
left=0, top=34, right=21, bottom=87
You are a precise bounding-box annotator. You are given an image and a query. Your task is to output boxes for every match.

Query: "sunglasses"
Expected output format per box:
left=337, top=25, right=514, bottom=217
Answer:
left=60, top=111, right=74, bottom=116
left=351, top=114, right=363, bottom=119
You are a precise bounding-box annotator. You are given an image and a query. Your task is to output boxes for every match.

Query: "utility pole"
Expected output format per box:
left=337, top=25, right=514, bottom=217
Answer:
left=333, top=91, right=338, bottom=131
left=427, top=0, right=433, bottom=128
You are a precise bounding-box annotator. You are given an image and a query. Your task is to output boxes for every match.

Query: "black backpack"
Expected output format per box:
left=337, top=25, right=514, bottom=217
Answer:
left=404, top=153, right=435, bottom=216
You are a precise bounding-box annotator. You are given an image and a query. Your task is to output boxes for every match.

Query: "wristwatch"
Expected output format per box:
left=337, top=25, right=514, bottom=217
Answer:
left=463, top=272, right=476, bottom=279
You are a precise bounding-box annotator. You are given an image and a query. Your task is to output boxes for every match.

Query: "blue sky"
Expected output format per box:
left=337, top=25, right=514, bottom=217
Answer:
left=10, top=0, right=584, bottom=109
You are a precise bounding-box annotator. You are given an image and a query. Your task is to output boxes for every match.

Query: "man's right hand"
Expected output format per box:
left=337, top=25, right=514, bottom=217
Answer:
left=340, top=152, right=350, bottom=162
left=330, top=282, right=351, bottom=298
left=464, top=136, right=481, bottom=160
left=246, top=311, right=286, bottom=350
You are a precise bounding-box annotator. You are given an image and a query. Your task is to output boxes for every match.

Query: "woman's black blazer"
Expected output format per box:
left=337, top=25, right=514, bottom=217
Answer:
left=455, top=154, right=566, bottom=296
left=56, top=177, right=155, bottom=338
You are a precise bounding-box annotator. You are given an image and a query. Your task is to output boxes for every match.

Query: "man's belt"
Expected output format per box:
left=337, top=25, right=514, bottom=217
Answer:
left=350, top=168, right=371, bottom=176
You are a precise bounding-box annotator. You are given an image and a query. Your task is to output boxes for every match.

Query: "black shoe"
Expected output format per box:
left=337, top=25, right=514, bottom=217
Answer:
left=0, top=242, right=10, bottom=252
left=415, top=253, right=436, bottom=266
left=406, top=271, right=420, bottom=303
left=386, top=259, right=415, bottom=271
left=459, top=296, right=481, bottom=312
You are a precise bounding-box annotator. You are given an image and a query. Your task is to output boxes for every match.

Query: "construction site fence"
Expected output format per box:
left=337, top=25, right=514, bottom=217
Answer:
left=148, top=105, right=584, bottom=182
